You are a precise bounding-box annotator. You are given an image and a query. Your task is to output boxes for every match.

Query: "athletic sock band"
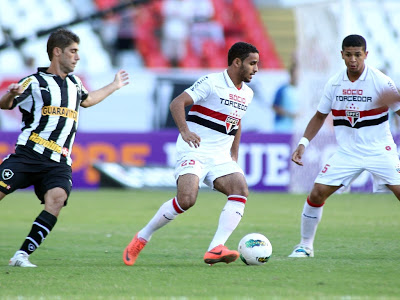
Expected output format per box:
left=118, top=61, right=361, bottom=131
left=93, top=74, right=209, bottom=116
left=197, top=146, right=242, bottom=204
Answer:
left=172, top=197, right=185, bottom=214
left=228, top=195, right=247, bottom=204
left=307, top=196, right=325, bottom=207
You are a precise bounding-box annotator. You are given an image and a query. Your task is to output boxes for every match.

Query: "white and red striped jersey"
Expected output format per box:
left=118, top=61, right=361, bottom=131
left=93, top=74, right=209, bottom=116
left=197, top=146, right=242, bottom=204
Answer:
left=175, top=70, right=254, bottom=163
left=318, top=65, right=400, bottom=156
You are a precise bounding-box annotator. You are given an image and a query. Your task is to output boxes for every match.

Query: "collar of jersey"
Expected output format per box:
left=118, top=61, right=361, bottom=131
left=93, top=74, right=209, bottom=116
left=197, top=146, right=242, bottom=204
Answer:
left=342, top=64, right=368, bottom=81
left=223, top=69, right=243, bottom=90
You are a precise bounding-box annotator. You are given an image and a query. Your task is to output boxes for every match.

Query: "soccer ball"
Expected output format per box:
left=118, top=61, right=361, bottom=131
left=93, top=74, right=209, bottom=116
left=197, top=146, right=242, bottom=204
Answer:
left=238, top=233, right=272, bottom=265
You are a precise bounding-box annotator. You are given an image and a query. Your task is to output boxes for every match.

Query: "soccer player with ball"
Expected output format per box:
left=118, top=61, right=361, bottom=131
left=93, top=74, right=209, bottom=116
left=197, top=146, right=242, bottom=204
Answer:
left=123, top=42, right=259, bottom=266
left=289, top=34, right=400, bottom=258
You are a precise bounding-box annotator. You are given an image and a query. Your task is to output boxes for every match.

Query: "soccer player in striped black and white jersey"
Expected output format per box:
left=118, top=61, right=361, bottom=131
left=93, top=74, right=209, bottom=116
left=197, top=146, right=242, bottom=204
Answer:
left=123, top=42, right=259, bottom=266
left=289, top=34, right=400, bottom=258
left=0, top=28, right=129, bottom=267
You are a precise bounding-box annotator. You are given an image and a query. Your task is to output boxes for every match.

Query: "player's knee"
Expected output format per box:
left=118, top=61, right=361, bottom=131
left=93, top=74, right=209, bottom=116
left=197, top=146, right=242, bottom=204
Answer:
left=176, top=194, right=196, bottom=210
left=308, top=190, right=326, bottom=205
left=220, top=181, right=248, bottom=198
left=44, top=188, right=67, bottom=211
left=234, top=189, right=249, bottom=199
left=46, top=196, right=66, bottom=209
left=231, top=185, right=249, bottom=198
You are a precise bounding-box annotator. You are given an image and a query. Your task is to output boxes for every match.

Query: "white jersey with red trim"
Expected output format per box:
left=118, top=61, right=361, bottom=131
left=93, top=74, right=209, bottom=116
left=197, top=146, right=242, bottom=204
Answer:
left=175, top=70, right=254, bottom=163
left=318, top=65, right=400, bottom=156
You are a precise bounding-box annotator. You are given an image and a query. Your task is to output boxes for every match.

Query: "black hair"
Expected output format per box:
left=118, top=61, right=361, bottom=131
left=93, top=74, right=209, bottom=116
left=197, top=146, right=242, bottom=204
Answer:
left=47, top=28, right=80, bottom=60
left=342, top=34, right=367, bottom=51
left=228, top=42, right=259, bottom=66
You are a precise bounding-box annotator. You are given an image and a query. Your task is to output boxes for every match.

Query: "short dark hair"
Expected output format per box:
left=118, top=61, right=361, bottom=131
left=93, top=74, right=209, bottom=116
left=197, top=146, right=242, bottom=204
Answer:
left=228, top=42, right=259, bottom=66
left=47, top=28, right=80, bottom=60
left=342, top=34, right=367, bottom=51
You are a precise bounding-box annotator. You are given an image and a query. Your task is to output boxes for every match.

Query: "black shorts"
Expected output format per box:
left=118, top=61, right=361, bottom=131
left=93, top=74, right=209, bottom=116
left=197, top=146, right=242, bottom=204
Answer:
left=0, top=146, right=72, bottom=204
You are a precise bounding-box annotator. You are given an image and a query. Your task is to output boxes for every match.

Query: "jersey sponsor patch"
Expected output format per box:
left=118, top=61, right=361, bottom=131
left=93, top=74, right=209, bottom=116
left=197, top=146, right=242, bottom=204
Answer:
left=20, top=77, right=33, bottom=92
left=29, top=132, right=62, bottom=154
left=42, top=106, right=78, bottom=121
left=225, top=116, right=239, bottom=133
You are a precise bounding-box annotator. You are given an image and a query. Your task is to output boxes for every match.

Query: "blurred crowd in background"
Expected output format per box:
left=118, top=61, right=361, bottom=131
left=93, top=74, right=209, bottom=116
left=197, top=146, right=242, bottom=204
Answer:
left=2, top=0, right=400, bottom=193
left=1, top=0, right=400, bottom=134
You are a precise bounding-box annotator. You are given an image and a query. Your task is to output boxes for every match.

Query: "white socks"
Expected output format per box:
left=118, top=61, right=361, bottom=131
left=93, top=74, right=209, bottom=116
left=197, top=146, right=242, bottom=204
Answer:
left=137, top=194, right=247, bottom=252
left=207, top=195, right=246, bottom=251
left=300, top=198, right=324, bottom=249
left=138, top=197, right=184, bottom=241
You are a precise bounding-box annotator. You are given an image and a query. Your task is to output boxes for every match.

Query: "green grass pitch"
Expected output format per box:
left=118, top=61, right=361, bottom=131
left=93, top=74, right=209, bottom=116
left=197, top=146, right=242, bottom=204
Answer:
left=1, top=189, right=399, bottom=299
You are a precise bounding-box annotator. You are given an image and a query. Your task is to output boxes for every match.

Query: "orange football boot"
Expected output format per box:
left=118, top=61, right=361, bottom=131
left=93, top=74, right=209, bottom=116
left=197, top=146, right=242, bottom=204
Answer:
left=123, top=233, right=147, bottom=266
left=203, top=244, right=239, bottom=265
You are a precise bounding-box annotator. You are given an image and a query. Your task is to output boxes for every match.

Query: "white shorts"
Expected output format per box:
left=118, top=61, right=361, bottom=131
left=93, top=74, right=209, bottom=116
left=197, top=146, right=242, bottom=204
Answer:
left=174, top=155, right=244, bottom=189
left=315, top=150, right=400, bottom=192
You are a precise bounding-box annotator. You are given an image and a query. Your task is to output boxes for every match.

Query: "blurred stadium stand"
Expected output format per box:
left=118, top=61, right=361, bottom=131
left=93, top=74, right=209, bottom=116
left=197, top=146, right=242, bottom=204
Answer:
left=1, top=0, right=400, bottom=75
left=0, top=0, right=283, bottom=72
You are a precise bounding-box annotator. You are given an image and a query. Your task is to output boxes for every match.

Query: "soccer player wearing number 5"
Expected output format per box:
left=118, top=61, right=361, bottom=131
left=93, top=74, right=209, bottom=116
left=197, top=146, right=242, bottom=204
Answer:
left=123, top=42, right=259, bottom=265
left=289, top=35, right=400, bottom=258
left=0, top=28, right=129, bottom=267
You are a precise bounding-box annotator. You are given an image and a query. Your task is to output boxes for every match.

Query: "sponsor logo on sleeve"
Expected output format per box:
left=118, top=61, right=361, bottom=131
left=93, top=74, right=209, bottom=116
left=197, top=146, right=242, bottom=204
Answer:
left=20, top=77, right=33, bottom=92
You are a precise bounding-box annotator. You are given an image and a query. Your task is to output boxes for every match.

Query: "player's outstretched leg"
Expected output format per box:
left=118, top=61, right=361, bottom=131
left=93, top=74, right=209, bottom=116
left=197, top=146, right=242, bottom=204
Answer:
left=203, top=244, right=239, bottom=265
left=123, top=233, right=147, bottom=266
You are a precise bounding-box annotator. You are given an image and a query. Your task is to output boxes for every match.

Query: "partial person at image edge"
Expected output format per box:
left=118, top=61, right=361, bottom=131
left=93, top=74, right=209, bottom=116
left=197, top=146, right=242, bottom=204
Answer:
left=288, top=34, right=400, bottom=258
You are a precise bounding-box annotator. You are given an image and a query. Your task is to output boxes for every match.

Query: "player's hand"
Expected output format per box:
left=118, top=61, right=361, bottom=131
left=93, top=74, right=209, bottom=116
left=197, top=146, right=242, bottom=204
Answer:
left=291, top=145, right=305, bottom=166
left=7, top=83, right=23, bottom=96
left=181, top=130, right=201, bottom=148
left=113, top=70, right=129, bottom=89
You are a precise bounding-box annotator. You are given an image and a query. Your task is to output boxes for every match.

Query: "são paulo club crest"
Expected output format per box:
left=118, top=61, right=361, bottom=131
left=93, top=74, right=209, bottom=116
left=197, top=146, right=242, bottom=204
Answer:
left=225, top=116, right=240, bottom=133
left=346, top=110, right=360, bottom=127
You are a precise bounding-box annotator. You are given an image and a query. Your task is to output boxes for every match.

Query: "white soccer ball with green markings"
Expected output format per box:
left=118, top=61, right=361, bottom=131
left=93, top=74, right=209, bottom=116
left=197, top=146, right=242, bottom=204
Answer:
left=238, top=233, right=272, bottom=265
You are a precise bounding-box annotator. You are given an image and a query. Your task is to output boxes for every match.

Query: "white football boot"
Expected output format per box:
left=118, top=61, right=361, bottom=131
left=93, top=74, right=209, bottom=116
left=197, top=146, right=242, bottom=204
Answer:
left=288, top=245, right=314, bottom=258
left=9, top=251, right=37, bottom=267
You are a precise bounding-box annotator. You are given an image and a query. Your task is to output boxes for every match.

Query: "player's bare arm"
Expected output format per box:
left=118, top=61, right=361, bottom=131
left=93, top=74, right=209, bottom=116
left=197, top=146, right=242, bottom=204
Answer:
left=81, top=70, right=129, bottom=108
left=376, top=87, right=400, bottom=108
left=170, top=91, right=201, bottom=148
left=0, top=83, right=23, bottom=109
left=230, top=123, right=242, bottom=162
left=292, top=111, right=328, bottom=166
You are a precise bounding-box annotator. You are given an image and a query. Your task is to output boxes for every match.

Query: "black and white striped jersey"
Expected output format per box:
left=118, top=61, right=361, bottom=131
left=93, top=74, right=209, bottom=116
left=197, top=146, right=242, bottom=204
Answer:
left=11, top=68, right=89, bottom=166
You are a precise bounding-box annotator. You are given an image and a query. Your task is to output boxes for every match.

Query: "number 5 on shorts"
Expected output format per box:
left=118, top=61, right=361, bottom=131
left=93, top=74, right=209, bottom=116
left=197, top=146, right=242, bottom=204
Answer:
left=321, top=164, right=330, bottom=174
